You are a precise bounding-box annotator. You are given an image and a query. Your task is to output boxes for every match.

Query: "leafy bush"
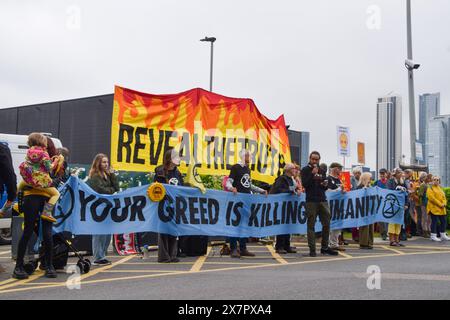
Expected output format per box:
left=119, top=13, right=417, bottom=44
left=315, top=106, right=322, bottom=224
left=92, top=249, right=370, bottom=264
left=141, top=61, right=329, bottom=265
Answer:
left=200, top=175, right=224, bottom=190
left=444, top=187, right=450, bottom=225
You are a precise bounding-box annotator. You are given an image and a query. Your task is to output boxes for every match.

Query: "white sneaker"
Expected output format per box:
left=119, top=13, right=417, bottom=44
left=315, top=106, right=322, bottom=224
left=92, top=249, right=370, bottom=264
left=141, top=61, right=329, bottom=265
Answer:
left=440, top=233, right=450, bottom=241
left=431, top=233, right=442, bottom=242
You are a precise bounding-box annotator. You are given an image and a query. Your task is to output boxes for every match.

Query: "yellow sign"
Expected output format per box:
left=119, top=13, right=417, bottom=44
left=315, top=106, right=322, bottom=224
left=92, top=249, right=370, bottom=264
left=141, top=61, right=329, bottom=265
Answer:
left=147, top=182, right=166, bottom=202
left=337, top=126, right=350, bottom=157
left=357, top=142, right=365, bottom=165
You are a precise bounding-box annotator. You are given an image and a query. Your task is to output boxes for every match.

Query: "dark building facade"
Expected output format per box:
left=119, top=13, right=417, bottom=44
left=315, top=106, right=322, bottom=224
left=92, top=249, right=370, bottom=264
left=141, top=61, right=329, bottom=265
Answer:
left=0, top=94, right=114, bottom=165
left=0, top=95, right=308, bottom=168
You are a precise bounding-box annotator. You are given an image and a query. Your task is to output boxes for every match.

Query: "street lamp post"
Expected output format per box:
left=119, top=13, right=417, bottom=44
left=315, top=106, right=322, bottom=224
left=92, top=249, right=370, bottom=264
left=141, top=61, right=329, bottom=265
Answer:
left=200, top=36, right=216, bottom=92
left=406, top=0, right=419, bottom=165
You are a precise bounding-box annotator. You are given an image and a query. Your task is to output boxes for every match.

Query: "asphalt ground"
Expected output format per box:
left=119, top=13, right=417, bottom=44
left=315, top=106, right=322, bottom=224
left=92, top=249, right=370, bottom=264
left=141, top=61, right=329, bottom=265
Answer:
left=1, top=237, right=450, bottom=300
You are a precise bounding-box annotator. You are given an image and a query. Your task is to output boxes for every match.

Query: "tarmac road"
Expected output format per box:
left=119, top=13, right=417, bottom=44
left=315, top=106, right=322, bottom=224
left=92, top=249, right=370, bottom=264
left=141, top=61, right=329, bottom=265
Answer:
left=1, top=237, right=450, bottom=300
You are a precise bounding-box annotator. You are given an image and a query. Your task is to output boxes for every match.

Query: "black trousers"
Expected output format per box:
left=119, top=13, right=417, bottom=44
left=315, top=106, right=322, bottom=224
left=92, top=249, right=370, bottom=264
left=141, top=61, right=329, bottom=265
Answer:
left=16, top=195, right=53, bottom=267
left=275, top=234, right=291, bottom=250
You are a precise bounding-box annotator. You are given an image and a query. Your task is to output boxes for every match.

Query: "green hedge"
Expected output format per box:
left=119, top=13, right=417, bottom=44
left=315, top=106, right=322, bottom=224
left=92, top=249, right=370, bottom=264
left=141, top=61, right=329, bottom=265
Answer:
left=444, top=187, right=450, bottom=225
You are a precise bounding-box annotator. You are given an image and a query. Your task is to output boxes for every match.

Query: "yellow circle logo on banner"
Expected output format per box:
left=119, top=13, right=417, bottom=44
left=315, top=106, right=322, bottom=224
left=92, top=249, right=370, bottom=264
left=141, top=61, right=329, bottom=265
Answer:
left=147, top=182, right=166, bottom=202
left=339, top=133, right=348, bottom=149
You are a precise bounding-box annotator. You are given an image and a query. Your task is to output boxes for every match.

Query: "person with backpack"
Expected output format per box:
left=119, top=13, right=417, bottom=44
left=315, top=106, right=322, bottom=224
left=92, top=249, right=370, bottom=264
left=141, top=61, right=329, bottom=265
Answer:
left=271, top=163, right=300, bottom=254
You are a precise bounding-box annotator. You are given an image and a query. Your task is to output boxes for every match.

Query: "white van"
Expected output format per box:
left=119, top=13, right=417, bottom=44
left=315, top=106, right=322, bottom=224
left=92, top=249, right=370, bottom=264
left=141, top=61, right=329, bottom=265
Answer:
left=0, top=133, right=63, bottom=244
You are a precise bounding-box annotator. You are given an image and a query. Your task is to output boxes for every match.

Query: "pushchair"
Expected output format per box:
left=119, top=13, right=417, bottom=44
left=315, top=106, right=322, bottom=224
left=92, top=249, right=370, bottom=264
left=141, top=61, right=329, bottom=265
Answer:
left=23, top=232, right=92, bottom=276
left=13, top=192, right=91, bottom=275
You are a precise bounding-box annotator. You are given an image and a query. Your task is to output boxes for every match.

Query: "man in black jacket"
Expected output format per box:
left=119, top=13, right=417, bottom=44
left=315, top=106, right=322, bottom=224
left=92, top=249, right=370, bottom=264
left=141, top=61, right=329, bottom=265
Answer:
left=0, top=142, right=17, bottom=273
left=301, top=151, right=338, bottom=257
left=0, top=142, right=17, bottom=217
left=271, top=163, right=299, bottom=254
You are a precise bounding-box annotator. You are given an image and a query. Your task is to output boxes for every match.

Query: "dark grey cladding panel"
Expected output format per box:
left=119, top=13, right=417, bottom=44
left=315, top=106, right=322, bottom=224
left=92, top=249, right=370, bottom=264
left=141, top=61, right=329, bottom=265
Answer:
left=17, top=103, right=60, bottom=136
left=59, top=95, right=114, bottom=164
left=288, top=130, right=301, bottom=145
left=0, top=108, right=18, bottom=133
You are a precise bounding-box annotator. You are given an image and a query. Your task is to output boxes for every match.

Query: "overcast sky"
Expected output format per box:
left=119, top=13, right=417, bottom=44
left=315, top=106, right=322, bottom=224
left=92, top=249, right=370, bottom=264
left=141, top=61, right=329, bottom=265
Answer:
left=1, top=0, right=449, bottom=170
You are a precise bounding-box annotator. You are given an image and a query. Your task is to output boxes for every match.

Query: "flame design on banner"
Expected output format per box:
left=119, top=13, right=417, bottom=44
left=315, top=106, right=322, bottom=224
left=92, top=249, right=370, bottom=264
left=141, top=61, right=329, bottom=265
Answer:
left=111, top=86, right=291, bottom=183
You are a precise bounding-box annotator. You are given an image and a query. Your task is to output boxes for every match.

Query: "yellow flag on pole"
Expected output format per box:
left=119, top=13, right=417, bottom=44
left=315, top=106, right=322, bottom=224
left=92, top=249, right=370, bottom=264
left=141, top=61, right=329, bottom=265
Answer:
left=186, top=161, right=206, bottom=194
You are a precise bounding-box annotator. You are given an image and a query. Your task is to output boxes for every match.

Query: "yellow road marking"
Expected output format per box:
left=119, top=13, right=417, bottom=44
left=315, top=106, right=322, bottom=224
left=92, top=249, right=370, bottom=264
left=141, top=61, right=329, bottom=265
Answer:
left=103, top=269, right=184, bottom=273
left=122, top=262, right=194, bottom=265
left=382, top=245, right=406, bottom=255
left=204, top=262, right=269, bottom=265
left=79, top=255, right=135, bottom=282
left=240, top=255, right=297, bottom=259
left=266, top=245, right=288, bottom=264
left=0, top=278, right=19, bottom=286
left=190, top=247, right=212, bottom=272
left=0, top=270, right=45, bottom=291
left=338, top=251, right=353, bottom=259
left=1, top=249, right=450, bottom=295
left=122, top=261, right=194, bottom=266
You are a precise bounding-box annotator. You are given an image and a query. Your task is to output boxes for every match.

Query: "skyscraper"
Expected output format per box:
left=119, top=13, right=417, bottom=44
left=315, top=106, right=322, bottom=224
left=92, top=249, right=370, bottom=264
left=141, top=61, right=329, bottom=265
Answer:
left=419, top=93, right=440, bottom=165
left=427, top=115, right=450, bottom=187
left=376, top=96, right=402, bottom=174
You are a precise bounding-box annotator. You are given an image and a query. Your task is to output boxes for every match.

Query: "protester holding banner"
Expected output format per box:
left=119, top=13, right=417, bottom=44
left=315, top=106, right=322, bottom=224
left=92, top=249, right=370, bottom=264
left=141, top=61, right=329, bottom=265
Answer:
left=350, top=167, right=362, bottom=242
left=426, top=176, right=449, bottom=242
left=387, top=168, right=408, bottom=247
left=417, top=172, right=431, bottom=238
left=374, top=168, right=389, bottom=240
left=87, top=153, right=120, bottom=266
left=51, top=147, right=70, bottom=188
left=293, top=163, right=303, bottom=194
left=272, top=163, right=299, bottom=254
left=154, top=149, right=184, bottom=263
left=327, top=162, right=346, bottom=252
left=301, top=151, right=337, bottom=257
left=225, top=150, right=267, bottom=258
left=350, top=167, right=362, bottom=190
left=357, top=172, right=374, bottom=249
left=401, top=169, right=414, bottom=240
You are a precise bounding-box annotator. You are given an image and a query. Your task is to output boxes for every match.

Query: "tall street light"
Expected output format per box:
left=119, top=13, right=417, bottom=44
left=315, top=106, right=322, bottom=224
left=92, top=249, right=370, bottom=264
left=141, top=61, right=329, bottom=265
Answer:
left=405, top=0, right=420, bottom=165
left=200, top=36, right=216, bottom=92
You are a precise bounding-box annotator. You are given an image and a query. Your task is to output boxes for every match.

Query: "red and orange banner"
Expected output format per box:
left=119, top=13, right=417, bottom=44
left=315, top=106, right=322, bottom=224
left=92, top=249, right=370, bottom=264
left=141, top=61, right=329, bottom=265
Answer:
left=111, top=86, right=291, bottom=183
left=339, top=172, right=352, bottom=192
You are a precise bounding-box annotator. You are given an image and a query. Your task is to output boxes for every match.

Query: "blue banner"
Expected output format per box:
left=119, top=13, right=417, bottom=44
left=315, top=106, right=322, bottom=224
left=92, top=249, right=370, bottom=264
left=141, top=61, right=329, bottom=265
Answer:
left=54, top=177, right=405, bottom=237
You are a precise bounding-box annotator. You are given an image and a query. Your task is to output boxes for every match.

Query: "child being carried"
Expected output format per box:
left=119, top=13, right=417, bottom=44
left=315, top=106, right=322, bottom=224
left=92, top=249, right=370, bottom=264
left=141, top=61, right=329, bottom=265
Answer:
left=18, top=133, right=63, bottom=223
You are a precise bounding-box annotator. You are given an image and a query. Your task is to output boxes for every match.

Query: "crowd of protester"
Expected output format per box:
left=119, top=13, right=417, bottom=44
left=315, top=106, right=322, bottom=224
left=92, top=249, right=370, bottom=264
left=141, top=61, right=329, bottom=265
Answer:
left=0, top=133, right=449, bottom=278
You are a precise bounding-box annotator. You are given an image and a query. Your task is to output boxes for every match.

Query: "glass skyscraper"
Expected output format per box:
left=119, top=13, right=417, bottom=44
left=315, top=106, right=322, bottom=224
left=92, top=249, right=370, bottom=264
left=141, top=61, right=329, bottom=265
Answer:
left=376, top=96, right=402, bottom=174
left=427, top=115, right=450, bottom=187
left=419, top=93, right=440, bottom=165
